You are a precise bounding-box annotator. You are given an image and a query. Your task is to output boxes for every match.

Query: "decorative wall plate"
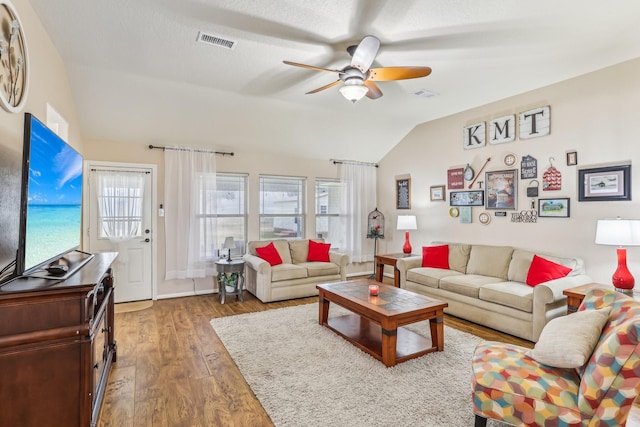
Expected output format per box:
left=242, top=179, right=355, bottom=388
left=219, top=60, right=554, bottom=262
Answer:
left=449, top=207, right=460, bottom=218
left=504, top=153, right=517, bottom=167
left=479, top=212, right=491, bottom=225
left=0, top=0, right=28, bottom=113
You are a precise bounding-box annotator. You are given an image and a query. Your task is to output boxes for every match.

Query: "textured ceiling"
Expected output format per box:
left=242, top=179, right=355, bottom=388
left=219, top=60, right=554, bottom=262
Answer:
left=28, top=0, right=640, bottom=162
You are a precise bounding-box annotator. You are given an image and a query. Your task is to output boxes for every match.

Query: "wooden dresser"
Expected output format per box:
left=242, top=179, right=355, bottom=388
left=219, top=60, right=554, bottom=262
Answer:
left=0, top=252, right=117, bottom=427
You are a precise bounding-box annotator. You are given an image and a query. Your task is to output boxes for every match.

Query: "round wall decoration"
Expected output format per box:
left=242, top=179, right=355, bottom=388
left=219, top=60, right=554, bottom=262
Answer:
left=504, top=153, right=517, bottom=167
left=449, top=207, right=460, bottom=218
left=479, top=212, right=491, bottom=225
left=0, top=0, right=28, bottom=113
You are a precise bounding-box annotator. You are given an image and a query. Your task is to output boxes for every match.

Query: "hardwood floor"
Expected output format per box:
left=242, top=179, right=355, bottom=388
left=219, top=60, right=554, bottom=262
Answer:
left=98, top=280, right=640, bottom=427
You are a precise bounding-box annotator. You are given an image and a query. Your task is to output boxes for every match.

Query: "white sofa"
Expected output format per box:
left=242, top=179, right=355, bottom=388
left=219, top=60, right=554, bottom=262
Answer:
left=243, top=239, right=349, bottom=303
left=396, top=243, right=592, bottom=342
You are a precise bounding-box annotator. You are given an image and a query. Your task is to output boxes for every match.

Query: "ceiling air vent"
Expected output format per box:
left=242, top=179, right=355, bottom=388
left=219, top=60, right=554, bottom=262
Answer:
left=197, top=32, right=236, bottom=50
left=414, top=89, right=438, bottom=98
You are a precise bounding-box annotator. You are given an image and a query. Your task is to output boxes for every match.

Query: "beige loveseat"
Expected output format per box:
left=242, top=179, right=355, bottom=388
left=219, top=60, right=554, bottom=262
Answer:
left=396, top=243, right=592, bottom=342
left=243, top=239, right=349, bottom=303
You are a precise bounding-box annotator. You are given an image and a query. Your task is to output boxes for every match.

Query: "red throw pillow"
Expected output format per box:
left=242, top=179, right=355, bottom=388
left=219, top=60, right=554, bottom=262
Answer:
left=422, top=245, right=449, bottom=269
left=307, top=240, right=331, bottom=262
left=526, top=254, right=572, bottom=286
left=255, top=242, right=283, bottom=266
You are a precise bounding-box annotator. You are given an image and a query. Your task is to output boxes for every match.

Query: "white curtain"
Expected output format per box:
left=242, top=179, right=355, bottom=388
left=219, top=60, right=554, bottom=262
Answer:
left=164, top=148, right=217, bottom=279
left=339, top=163, right=377, bottom=263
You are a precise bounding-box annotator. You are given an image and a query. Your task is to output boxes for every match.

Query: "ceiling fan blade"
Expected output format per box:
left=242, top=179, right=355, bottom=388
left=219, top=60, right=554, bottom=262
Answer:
left=350, top=35, right=380, bottom=72
left=368, top=66, right=432, bottom=81
left=305, top=80, right=342, bottom=94
left=364, top=80, right=383, bottom=99
left=283, top=61, right=342, bottom=74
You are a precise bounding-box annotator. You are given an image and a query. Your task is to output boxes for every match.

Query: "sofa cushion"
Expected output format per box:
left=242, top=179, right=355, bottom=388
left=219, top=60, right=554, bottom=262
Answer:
left=249, top=239, right=292, bottom=264
left=271, top=263, right=308, bottom=282
left=407, top=268, right=464, bottom=289
left=440, top=274, right=503, bottom=298
left=509, top=249, right=579, bottom=283
left=255, top=242, right=283, bottom=266
left=526, top=307, right=611, bottom=368
left=307, top=240, right=331, bottom=262
left=466, top=245, right=513, bottom=280
left=290, top=239, right=310, bottom=264
left=434, top=242, right=471, bottom=273
left=479, top=282, right=534, bottom=312
left=422, top=245, right=449, bottom=269
left=526, top=255, right=572, bottom=286
left=298, top=261, right=339, bottom=277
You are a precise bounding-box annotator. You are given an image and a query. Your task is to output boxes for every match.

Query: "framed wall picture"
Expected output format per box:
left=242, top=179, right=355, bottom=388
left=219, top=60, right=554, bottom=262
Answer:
left=450, top=190, right=484, bottom=207
left=538, top=198, right=570, bottom=218
left=485, top=169, right=517, bottom=210
left=396, top=178, right=411, bottom=209
left=566, top=151, right=577, bottom=166
left=430, top=185, right=445, bottom=201
left=578, top=164, right=631, bottom=201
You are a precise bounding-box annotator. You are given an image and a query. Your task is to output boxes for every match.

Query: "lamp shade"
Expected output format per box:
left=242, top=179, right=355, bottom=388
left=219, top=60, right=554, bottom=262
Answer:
left=595, top=219, right=640, bottom=246
left=397, top=215, right=417, bottom=231
left=222, top=236, right=236, bottom=249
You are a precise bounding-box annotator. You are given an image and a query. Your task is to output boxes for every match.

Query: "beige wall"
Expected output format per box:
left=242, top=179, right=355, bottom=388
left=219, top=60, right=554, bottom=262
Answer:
left=377, top=58, right=640, bottom=285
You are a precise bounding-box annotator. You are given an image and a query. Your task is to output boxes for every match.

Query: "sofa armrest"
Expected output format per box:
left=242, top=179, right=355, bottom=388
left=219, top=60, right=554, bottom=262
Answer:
left=243, top=254, right=271, bottom=274
left=329, top=252, right=349, bottom=280
left=396, top=256, right=422, bottom=288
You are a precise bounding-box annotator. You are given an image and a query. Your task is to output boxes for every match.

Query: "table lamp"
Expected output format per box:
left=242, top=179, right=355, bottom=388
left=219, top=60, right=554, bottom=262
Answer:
left=222, top=237, right=236, bottom=262
left=595, top=217, right=640, bottom=294
left=397, top=215, right=417, bottom=254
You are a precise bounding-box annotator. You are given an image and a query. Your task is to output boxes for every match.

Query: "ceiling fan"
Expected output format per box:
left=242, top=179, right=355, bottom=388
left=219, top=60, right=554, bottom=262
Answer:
left=283, top=35, right=432, bottom=103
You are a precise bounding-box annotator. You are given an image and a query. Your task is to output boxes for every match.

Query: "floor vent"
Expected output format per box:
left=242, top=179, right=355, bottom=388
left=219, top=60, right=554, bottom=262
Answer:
left=197, top=32, right=236, bottom=50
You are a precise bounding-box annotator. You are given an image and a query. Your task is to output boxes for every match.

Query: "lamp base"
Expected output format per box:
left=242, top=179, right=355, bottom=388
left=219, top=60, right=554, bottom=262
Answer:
left=615, top=287, right=635, bottom=296
left=403, top=231, right=412, bottom=254
left=611, top=247, right=634, bottom=290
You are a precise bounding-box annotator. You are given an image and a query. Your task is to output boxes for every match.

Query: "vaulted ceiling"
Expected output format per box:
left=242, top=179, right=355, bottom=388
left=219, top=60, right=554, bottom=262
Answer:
left=29, top=0, right=640, bottom=162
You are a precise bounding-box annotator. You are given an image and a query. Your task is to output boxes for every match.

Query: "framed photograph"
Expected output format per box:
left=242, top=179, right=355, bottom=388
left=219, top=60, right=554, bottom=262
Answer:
left=430, top=185, right=445, bottom=201
left=485, top=169, right=517, bottom=210
left=538, top=198, right=570, bottom=218
left=450, top=190, right=484, bottom=206
left=566, top=151, right=577, bottom=166
left=578, top=164, right=631, bottom=201
left=396, top=178, right=411, bottom=209
left=459, top=207, right=472, bottom=223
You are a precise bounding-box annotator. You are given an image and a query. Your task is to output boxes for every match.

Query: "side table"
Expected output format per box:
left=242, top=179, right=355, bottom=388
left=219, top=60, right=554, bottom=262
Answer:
left=215, top=259, right=245, bottom=304
left=374, top=253, right=415, bottom=287
left=563, top=283, right=640, bottom=314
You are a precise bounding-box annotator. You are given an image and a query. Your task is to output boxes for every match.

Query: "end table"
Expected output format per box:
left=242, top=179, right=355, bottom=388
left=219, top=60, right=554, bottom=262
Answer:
left=375, top=253, right=415, bottom=287
left=215, top=259, right=245, bottom=304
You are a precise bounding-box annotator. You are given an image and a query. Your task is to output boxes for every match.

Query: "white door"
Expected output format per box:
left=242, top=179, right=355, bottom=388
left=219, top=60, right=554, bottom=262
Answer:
left=86, top=162, right=155, bottom=303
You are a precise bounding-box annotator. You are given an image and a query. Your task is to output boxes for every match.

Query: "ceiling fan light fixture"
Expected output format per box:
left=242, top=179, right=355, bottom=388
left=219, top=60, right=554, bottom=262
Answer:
left=339, top=79, right=369, bottom=103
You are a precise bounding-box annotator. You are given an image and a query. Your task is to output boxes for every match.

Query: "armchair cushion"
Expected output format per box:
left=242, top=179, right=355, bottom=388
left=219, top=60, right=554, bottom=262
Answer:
left=526, top=307, right=611, bottom=368
left=255, top=242, right=283, bottom=266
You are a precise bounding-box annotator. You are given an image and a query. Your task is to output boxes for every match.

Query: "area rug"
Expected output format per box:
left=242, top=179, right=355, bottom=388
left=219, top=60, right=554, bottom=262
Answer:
left=210, top=303, right=508, bottom=427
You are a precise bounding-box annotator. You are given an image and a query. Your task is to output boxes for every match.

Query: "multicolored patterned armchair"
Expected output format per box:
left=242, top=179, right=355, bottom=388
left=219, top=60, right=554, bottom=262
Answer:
left=472, top=288, right=640, bottom=426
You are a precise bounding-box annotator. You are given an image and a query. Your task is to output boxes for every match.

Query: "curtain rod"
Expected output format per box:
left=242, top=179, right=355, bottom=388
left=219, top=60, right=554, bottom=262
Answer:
left=148, top=144, right=234, bottom=156
left=90, top=168, right=150, bottom=174
left=330, top=159, right=378, bottom=168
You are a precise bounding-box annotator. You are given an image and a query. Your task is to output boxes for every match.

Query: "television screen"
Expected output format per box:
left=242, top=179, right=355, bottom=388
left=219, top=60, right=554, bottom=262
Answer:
left=19, top=113, right=83, bottom=275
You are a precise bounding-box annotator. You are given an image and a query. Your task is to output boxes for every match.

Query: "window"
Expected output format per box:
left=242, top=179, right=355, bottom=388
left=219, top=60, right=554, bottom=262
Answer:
left=95, top=171, right=145, bottom=239
left=315, top=179, right=341, bottom=246
left=200, top=173, right=247, bottom=259
left=259, top=175, right=305, bottom=239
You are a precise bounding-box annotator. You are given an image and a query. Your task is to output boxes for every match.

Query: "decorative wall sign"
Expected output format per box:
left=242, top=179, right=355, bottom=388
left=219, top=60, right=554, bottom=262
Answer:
left=459, top=207, right=472, bottom=223
left=396, top=178, right=411, bottom=209
left=450, top=190, right=484, bottom=207
left=538, top=198, right=570, bottom=218
left=430, top=185, right=445, bottom=201
left=526, top=180, right=539, bottom=197
left=489, top=115, right=515, bottom=144
left=578, top=164, right=631, bottom=201
left=566, top=151, right=577, bottom=166
left=0, top=1, right=29, bottom=113
left=520, top=155, right=537, bottom=179
left=463, top=122, right=486, bottom=149
left=495, top=211, right=507, bottom=217
left=485, top=169, right=517, bottom=210
left=447, top=167, right=464, bottom=189
left=543, top=161, right=562, bottom=191
left=511, top=210, right=538, bottom=223
left=519, top=106, right=550, bottom=139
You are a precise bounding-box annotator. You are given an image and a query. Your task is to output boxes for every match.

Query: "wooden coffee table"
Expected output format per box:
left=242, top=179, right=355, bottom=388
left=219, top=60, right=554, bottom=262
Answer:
left=316, top=279, right=448, bottom=367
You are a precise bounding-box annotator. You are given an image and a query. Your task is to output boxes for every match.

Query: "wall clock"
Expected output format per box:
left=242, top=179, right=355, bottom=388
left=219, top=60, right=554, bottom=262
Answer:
left=504, top=154, right=517, bottom=167
left=0, top=0, right=28, bottom=113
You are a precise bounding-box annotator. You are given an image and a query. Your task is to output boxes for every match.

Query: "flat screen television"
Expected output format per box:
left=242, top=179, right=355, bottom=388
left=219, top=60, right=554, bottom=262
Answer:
left=16, top=113, right=92, bottom=279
